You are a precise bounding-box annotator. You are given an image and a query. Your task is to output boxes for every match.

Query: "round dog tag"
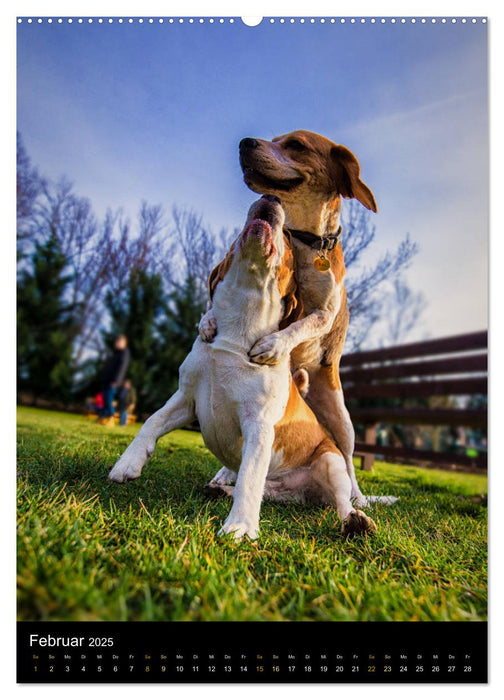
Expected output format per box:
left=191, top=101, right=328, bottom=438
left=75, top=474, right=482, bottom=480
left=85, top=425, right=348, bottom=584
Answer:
left=314, top=255, right=331, bottom=271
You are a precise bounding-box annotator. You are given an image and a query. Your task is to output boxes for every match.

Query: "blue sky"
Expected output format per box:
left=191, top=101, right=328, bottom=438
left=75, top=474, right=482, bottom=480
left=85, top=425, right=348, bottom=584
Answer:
left=17, top=18, right=488, bottom=339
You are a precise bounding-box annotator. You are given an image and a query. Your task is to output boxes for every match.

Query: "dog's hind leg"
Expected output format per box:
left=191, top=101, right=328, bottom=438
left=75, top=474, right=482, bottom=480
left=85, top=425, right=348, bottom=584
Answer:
left=323, top=390, right=368, bottom=506
left=306, top=367, right=398, bottom=507
left=204, top=466, right=237, bottom=498
left=310, top=451, right=377, bottom=536
left=108, top=390, right=194, bottom=483
left=305, top=367, right=367, bottom=504
left=204, top=482, right=235, bottom=499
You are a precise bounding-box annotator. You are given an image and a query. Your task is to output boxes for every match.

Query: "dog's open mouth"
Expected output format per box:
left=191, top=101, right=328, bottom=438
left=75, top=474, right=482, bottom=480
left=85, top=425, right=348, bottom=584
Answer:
left=243, top=167, right=304, bottom=192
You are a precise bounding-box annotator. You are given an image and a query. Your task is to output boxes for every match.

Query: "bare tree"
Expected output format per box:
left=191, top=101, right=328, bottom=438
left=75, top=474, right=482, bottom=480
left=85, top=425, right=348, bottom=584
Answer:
left=133, top=202, right=166, bottom=271
left=341, top=200, right=421, bottom=351
left=105, top=203, right=166, bottom=288
left=340, top=199, right=376, bottom=270
left=16, top=133, right=44, bottom=257
left=167, top=205, right=235, bottom=292
left=24, top=180, right=114, bottom=363
left=382, top=277, right=425, bottom=346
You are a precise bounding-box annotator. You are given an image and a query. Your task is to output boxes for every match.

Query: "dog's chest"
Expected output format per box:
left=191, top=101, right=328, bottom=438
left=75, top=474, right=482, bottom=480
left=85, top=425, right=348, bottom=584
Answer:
left=293, top=241, right=338, bottom=314
left=192, top=347, right=291, bottom=470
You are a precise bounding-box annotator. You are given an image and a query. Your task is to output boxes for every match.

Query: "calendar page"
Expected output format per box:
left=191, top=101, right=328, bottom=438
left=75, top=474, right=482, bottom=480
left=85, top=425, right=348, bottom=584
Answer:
left=16, top=13, right=488, bottom=684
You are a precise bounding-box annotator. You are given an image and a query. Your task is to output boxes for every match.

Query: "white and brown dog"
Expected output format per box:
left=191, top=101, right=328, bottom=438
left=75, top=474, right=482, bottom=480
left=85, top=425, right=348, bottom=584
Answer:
left=201, top=130, right=395, bottom=509
left=109, top=196, right=377, bottom=539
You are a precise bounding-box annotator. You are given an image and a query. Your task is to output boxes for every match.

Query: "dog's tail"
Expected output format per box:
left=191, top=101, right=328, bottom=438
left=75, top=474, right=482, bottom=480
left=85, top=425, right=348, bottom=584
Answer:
left=293, top=368, right=310, bottom=398
left=361, top=495, right=399, bottom=506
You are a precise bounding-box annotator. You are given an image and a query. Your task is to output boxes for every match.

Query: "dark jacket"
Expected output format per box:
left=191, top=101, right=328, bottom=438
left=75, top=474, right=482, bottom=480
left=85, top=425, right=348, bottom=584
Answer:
left=103, top=347, right=130, bottom=386
left=117, top=385, right=137, bottom=412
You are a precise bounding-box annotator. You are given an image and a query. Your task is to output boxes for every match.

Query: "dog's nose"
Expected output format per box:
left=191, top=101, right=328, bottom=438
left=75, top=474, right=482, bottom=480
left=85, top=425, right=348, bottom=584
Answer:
left=262, top=194, right=281, bottom=204
left=240, top=137, right=259, bottom=151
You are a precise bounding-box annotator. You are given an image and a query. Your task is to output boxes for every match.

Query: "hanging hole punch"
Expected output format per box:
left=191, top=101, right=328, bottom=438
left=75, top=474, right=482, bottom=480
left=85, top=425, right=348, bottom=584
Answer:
left=241, top=17, right=263, bottom=27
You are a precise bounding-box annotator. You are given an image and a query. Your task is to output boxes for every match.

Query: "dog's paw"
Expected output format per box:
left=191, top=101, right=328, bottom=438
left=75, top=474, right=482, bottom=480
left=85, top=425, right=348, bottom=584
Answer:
left=210, top=466, right=236, bottom=486
left=249, top=332, right=289, bottom=365
left=341, top=509, right=377, bottom=538
left=204, top=483, right=233, bottom=499
left=108, top=454, right=146, bottom=483
left=218, top=519, right=259, bottom=541
left=198, top=311, right=217, bottom=343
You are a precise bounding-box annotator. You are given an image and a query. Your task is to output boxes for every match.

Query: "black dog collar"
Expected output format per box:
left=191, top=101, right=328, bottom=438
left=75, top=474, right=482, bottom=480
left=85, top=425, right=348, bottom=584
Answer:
left=285, top=225, right=343, bottom=251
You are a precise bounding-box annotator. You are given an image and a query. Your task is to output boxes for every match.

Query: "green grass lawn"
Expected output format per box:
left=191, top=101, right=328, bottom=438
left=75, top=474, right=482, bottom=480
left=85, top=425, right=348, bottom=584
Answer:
left=17, top=406, right=487, bottom=622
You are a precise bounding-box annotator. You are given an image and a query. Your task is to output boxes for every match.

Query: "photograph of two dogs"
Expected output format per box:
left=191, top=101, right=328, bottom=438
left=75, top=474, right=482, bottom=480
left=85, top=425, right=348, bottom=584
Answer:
left=16, top=16, right=487, bottom=624
left=109, top=129, right=397, bottom=540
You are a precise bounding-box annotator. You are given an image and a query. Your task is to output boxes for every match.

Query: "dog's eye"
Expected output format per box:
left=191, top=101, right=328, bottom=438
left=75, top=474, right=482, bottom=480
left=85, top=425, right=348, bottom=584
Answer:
left=285, top=140, right=306, bottom=152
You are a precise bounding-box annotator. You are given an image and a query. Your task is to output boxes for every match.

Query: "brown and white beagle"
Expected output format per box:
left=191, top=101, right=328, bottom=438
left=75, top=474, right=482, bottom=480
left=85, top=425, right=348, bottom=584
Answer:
left=109, top=196, right=377, bottom=539
left=200, top=130, right=391, bottom=509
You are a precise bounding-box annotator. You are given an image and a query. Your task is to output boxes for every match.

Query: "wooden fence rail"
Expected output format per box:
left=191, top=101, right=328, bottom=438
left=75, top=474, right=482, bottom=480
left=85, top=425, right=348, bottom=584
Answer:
left=340, top=331, right=488, bottom=472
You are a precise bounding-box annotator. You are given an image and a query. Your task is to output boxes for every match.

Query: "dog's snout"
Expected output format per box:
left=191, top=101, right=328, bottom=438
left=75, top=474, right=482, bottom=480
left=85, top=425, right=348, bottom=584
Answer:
left=239, top=219, right=276, bottom=260
left=240, top=137, right=259, bottom=151
left=262, top=194, right=281, bottom=204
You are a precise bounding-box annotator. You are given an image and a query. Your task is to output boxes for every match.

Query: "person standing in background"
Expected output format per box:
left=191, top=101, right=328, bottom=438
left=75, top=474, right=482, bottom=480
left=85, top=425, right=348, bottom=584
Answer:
left=99, top=335, right=130, bottom=425
left=117, top=379, right=137, bottom=426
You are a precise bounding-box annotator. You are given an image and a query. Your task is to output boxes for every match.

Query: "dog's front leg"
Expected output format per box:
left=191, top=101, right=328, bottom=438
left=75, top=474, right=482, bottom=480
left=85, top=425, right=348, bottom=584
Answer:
left=218, top=422, right=274, bottom=540
left=108, top=390, right=194, bottom=483
left=249, top=309, right=335, bottom=365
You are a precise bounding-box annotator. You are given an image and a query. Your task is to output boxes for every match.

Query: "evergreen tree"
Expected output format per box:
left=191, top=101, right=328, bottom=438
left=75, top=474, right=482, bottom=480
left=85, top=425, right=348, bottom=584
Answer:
left=166, top=275, right=207, bottom=362
left=100, top=268, right=208, bottom=416
left=154, top=274, right=208, bottom=402
left=102, top=267, right=165, bottom=415
left=17, top=236, right=78, bottom=401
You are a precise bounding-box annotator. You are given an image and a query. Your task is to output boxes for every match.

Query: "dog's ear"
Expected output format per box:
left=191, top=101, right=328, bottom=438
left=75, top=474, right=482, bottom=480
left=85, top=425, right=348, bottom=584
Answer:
left=330, top=145, right=377, bottom=212
left=280, top=287, right=303, bottom=329
left=279, top=232, right=303, bottom=328
left=208, top=244, right=235, bottom=300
